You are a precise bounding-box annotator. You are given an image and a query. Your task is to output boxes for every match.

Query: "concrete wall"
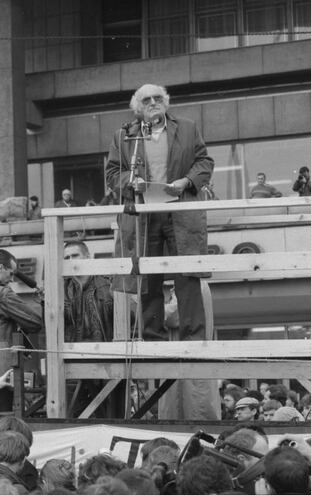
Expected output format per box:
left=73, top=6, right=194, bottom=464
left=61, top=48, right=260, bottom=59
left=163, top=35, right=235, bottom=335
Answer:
left=27, top=91, right=311, bottom=159
left=26, top=39, right=311, bottom=101
left=0, top=0, right=27, bottom=199
left=26, top=39, right=311, bottom=159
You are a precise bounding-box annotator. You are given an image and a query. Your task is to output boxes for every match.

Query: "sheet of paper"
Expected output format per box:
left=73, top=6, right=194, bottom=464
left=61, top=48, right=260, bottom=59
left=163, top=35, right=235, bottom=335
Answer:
left=143, top=182, right=179, bottom=204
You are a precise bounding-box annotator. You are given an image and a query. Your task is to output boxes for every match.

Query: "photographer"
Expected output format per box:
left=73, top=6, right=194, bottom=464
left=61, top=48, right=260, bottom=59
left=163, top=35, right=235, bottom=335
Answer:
left=293, top=166, right=311, bottom=196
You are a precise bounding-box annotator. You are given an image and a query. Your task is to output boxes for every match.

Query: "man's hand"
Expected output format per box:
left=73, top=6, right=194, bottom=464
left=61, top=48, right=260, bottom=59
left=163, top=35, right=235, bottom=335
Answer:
left=166, top=178, right=190, bottom=197
left=0, top=369, right=13, bottom=389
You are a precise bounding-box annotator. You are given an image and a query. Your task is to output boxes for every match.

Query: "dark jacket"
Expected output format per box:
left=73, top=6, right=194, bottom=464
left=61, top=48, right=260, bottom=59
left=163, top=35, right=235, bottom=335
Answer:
left=64, top=275, right=113, bottom=342
left=0, top=463, right=29, bottom=494
left=106, top=113, right=214, bottom=292
left=293, top=179, right=311, bottom=196
left=0, top=285, right=42, bottom=344
left=55, top=199, right=78, bottom=207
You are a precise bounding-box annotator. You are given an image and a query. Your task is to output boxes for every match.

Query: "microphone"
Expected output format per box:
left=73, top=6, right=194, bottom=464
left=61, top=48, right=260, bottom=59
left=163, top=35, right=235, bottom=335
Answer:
left=14, top=270, right=37, bottom=289
left=122, top=119, right=140, bottom=135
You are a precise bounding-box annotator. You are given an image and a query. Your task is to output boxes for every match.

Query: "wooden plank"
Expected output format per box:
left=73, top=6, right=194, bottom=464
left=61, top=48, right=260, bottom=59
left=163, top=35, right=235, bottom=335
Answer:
left=201, top=280, right=214, bottom=339
left=63, top=258, right=133, bottom=277
left=113, top=291, right=131, bottom=341
left=78, top=379, right=122, bottom=419
left=62, top=339, right=311, bottom=360
left=44, top=216, right=66, bottom=418
left=132, top=379, right=176, bottom=418
left=207, top=214, right=311, bottom=227
left=66, top=360, right=311, bottom=380
left=297, top=380, right=311, bottom=393
left=139, top=252, right=311, bottom=276
left=62, top=252, right=311, bottom=279
left=42, top=197, right=311, bottom=217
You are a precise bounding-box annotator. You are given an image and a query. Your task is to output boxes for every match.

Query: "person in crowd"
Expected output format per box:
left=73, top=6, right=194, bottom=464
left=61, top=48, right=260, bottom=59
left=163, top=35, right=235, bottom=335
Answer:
left=0, top=431, right=30, bottom=495
left=55, top=189, right=78, bottom=208
left=176, top=454, right=233, bottom=495
left=64, top=240, right=113, bottom=343
left=256, top=446, right=310, bottom=495
left=300, top=392, right=311, bottom=420
left=38, top=459, right=75, bottom=493
left=83, top=476, right=130, bottom=495
left=0, top=479, right=19, bottom=495
left=100, top=187, right=119, bottom=206
left=262, top=399, right=281, bottom=422
left=223, top=428, right=269, bottom=467
left=0, top=249, right=42, bottom=345
left=234, top=397, right=260, bottom=422
left=0, top=249, right=42, bottom=411
left=223, top=428, right=268, bottom=495
left=263, top=384, right=288, bottom=406
left=292, top=166, right=311, bottom=196
left=106, top=83, right=214, bottom=342
left=78, top=454, right=126, bottom=491
left=250, top=173, right=282, bottom=199
left=272, top=405, right=305, bottom=422
left=143, top=445, right=179, bottom=475
left=286, top=389, right=299, bottom=409
left=116, top=469, right=159, bottom=495
left=259, top=382, right=269, bottom=397
left=140, top=437, right=180, bottom=471
left=0, top=416, right=38, bottom=491
left=27, top=196, right=41, bottom=220
left=222, top=386, right=245, bottom=420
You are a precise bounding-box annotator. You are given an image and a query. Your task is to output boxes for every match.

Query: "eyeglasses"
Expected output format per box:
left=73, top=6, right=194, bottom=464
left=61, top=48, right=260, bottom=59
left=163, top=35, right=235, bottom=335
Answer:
left=141, top=95, right=164, bottom=106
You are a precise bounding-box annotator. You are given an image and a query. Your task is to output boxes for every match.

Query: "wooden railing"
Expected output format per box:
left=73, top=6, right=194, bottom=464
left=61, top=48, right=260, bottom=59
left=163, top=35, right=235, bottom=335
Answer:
left=42, top=197, right=311, bottom=418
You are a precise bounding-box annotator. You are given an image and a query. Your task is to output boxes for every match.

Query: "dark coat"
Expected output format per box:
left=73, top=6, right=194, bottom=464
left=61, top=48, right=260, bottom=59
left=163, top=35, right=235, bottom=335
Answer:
left=0, top=285, right=42, bottom=344
left=64, top=275, right=113, bottom=342
left=106, top=114, right=214, bottom=292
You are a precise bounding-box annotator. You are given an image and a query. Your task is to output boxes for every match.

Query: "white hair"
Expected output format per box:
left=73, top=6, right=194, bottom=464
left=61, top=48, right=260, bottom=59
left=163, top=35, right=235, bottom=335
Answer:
left=130, top=84, right=170, bottom=116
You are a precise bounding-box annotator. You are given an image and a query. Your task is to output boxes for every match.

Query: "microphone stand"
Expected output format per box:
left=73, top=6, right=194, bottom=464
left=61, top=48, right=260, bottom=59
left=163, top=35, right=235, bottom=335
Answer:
left=124, top=124, right=152, bottom=340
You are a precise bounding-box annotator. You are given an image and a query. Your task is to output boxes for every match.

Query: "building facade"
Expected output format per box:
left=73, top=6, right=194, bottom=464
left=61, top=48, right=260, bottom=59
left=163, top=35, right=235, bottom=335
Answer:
left=3, top=0, right=311, bottom=205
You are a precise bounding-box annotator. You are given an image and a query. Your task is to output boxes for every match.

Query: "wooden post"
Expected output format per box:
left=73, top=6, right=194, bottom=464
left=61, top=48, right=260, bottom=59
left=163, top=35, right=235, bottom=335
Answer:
left=12, top=333, right=24, bottom=417
left=44, top=216, right=66, bottom=417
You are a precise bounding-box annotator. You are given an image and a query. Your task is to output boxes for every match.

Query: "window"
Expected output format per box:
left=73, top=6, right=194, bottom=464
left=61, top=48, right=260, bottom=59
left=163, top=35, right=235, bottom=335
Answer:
left=54, top=155, right=107, bottom=206
left=195, top=0, right=238, bottom=51
left=102, top=0, right=142, bottom=62
left=148, top=0, right=189, bottom=57
left=244, top=0, right=287, bottom=46
left=208, top=144, right=245, bottom=200
left=209, top=136, right=311, bottom=200
left=294, top=0, right=311, bottom=40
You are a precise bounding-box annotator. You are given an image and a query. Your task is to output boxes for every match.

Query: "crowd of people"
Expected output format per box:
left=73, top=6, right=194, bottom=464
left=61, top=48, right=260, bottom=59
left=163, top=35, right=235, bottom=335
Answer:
left=0, top=414, right=311, bottom=494
left=221, top=381, right=311, bottom=423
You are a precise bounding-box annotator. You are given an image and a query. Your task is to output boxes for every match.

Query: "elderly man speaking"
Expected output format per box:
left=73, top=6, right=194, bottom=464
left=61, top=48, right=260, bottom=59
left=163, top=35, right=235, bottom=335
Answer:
left=106, top=84, right=214, bottom=342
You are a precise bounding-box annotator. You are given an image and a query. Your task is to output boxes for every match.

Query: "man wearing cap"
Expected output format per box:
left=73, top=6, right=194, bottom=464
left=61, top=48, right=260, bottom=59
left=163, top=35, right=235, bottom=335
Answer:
left=235, top=397, right=260, bottom=421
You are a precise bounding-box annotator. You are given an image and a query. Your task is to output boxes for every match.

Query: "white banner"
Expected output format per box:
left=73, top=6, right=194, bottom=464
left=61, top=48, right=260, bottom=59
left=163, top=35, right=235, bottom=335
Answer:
left=29, top=424, right=307, bottom=470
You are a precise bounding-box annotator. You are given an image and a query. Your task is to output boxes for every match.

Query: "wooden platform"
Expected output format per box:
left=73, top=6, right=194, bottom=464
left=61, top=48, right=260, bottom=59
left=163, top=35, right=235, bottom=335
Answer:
left=42, top=197, right=311, bottom=419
